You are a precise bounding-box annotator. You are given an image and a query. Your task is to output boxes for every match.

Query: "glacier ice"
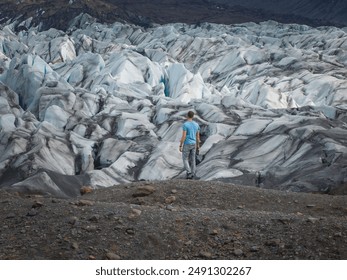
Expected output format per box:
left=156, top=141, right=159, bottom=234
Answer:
left=0, top=17, right=347, bottom=196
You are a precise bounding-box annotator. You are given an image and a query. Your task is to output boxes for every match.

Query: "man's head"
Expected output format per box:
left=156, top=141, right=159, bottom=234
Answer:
left=187, top=111, right=194, bottom=119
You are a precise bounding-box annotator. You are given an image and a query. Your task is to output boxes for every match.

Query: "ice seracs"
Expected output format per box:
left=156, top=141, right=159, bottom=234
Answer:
left=0, top=16, right=346, bottom=196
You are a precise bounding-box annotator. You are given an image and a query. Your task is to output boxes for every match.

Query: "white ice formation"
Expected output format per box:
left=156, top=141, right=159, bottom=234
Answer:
left=0, top=14, right=347, bottom=196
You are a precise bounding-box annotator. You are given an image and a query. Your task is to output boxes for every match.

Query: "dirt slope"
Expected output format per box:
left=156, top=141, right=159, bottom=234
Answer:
left=1, top=180, right=346, bottom=260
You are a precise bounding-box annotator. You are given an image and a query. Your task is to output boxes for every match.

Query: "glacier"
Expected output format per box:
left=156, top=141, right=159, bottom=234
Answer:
left=0, top=14, right=347, bottom=196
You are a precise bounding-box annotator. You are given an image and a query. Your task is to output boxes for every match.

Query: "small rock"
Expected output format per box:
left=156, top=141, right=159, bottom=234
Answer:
left=209, top=229, right=219, bottom=236
left=104, top=212, right=115, bottom=219
left=114, top=217, right=124, bottom=224
left=131, top=208, right=142, bottom=216
left=199, top=251, right=212, bottom=258
left=265, top=239, right=281, bottom=247
left=334, top=232, right=342, bottom=237
left=126, top=228, right=135, bottom=235
left=30, top=195, right=44, bottom=198
left=32, top=201, right=44, bottom=208
left=77, top=200, right=94, bottom=206
left=114, top=225, right=123, bottom=231
left=27, top=209, right=38, bottom=217
left=306, top=204, right=316, bottom=208
left=89, top=255, right=96, bottom=260
left=185, top=240, right=193, bottom=246
left=132, top=186, right=156, bottom=197
left=106, top=253, right=121, bottom=260
left=71, top=242, right=79, bottom=250
left=237, top=205, right=244, bottom=209
left=250, top=246, right=259, bottom=252
left=68, top=216, right=79, bottom=225
left=89, top=214, right=100, bottom=222
left=234, top=249, right=243, bottom=256
left=80, top=186, right=93, bottom=195
left=132, top=197, right=146, bottom=205
left=307, top=217, right=319, bottom=223
left=166, top=205, right=176, bottom=211
left=171, top=189, right=178, bottom=194
left=165, top=196, right=176, bottom=204
left=6, top=213, right=16, bottom=219
left=128, top=208, right=142, bottom=219
left=84, top=225, right=98, bottom=232
left=276, top=218, right=291, bottom=224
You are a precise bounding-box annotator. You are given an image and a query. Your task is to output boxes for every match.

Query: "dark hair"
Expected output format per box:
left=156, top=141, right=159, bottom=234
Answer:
left=187, top=111, right=194, bottom=118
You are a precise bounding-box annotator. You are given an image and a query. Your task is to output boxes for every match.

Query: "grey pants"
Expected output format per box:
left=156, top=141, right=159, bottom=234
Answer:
left=182, top=144, right=196, bottom=175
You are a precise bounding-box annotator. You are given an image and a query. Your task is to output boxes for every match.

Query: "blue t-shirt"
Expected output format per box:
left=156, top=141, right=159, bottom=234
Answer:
left=183, top=121, right=200, bottom=145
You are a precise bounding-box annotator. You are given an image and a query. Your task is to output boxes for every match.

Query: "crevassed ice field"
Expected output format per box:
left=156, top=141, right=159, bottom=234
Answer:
left=0, top=15, right=347, bottom=197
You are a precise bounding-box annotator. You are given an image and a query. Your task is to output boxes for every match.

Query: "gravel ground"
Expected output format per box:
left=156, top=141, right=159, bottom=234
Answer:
left=1, top=180, right=346, bottom=260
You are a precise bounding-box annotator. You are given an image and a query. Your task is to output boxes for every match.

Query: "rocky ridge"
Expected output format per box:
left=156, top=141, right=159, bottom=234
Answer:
left=1, top=1, right=347, bottom=31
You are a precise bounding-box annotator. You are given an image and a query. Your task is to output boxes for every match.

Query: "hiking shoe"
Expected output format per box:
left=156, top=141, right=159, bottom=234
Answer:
left=187, top=173, right=194, bottom=179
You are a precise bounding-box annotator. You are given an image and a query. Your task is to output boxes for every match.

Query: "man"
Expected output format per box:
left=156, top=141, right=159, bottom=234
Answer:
left=179, top=111, right=200, bottom=179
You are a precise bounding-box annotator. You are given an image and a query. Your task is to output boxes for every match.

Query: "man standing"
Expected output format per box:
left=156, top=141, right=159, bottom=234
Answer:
left=179, top=111, right=200, bottom=179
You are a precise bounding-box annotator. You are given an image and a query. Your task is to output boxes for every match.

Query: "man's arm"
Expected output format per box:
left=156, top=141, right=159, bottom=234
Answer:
left=196, top=131, right=200, bottom=149
left=179, top=130, right=187, bottom=152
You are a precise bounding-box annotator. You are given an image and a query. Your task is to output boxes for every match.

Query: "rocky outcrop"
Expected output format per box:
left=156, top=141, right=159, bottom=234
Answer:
left=0, top=17, right=347, bottom=196
left=1, top=1, right=347, bottom=30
